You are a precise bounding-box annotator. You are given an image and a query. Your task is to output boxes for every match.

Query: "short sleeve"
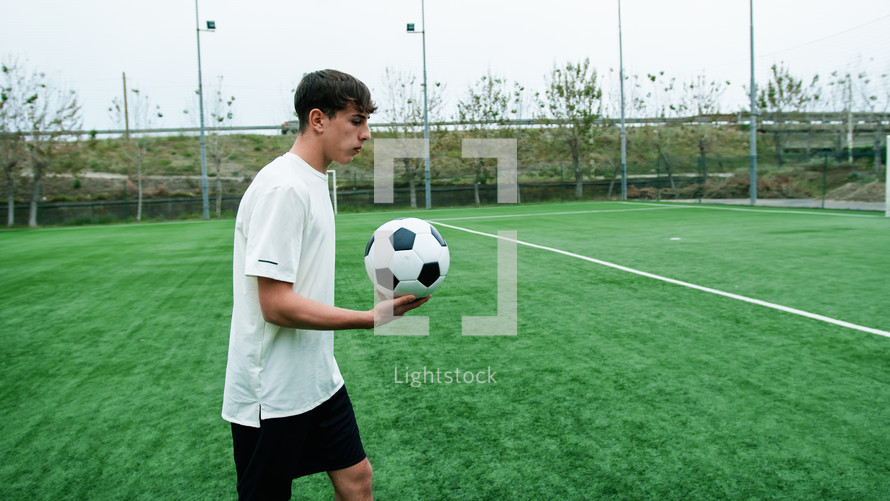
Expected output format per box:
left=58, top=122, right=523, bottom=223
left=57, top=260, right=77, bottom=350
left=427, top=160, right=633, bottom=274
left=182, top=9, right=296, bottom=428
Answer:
left=243, top=185, right=305, bottom=282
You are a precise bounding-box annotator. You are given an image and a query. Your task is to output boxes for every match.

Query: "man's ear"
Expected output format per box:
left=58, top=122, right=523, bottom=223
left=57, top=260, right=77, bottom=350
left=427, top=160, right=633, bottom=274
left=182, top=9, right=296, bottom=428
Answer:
left=307, top=108, right=327, bottom=133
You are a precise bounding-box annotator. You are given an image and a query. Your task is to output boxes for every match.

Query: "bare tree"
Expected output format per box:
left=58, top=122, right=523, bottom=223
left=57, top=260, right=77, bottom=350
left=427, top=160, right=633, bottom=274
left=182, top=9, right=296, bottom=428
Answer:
left=677, top=74, right=732, bottom=180
left=379, top=67, right=445, bottom=208
left=0, top=130, right=25, bottom=227
left=851, top=66, right=889, bottom=174
left=644, top=71, right=680, bottom=118
left=605, top=69, right=648, bottom=119
left=1, top=61, right=81, bottom=227
left=508, top=80, right=538, bottom=124
left=109, top=86, right=162, bottom=221
left=542, top=58, right=603, bottom=199
left=206, top=76, right=236, bottom=217
left=1, top=62, right=29, bottom=226
left=602, top=69, right=658, bottom=196
left=642, top=71, right=683, bottom=191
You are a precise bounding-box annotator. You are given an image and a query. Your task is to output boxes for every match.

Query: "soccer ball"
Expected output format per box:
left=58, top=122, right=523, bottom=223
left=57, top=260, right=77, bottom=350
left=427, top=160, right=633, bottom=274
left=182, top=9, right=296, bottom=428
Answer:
left=364, top=218, right=450, bottom=298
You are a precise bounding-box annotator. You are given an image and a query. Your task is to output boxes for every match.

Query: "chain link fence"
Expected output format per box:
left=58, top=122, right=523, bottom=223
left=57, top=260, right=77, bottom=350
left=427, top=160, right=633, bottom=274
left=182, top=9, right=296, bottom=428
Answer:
left=2, top=133, right=885, bottom=225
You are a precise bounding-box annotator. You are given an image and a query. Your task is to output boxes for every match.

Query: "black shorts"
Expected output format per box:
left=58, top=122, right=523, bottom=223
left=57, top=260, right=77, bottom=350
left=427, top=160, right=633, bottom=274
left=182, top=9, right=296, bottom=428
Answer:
left=230, top=385, right=366, bottom=501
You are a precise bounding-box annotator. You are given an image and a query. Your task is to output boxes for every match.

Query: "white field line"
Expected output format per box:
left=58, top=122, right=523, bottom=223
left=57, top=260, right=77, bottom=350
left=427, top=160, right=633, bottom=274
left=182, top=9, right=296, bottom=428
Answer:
left=428, top=205, right=680, bottom=222
left=623, top=201, right=884, bottom=218
left=430, top=220, right=890, bottom=339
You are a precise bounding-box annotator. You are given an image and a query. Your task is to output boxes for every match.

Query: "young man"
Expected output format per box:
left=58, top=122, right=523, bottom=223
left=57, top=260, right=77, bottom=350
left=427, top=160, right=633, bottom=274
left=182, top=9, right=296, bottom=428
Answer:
left=223, top=69, right=428, bottom=501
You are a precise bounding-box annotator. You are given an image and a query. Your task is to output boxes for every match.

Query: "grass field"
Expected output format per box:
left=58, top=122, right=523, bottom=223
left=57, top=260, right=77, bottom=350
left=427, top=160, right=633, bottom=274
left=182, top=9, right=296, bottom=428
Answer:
left=2, top=201, right=889, bottom=500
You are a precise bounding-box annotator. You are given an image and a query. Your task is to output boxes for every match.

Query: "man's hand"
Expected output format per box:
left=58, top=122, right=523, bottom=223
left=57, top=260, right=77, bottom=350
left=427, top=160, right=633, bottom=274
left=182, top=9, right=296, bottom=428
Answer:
left=257, top=276, right=431, bottom=330
left=373, top=294, right=431, bottom=327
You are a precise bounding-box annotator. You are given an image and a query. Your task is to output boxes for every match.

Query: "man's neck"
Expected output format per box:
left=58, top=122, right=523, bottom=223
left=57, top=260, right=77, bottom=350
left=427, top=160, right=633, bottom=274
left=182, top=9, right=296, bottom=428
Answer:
left=288, top=136, right=329, bottom=175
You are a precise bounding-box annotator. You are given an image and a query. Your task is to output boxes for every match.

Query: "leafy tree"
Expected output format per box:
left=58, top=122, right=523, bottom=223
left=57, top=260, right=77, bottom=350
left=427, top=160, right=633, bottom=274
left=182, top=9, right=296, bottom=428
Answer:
left=757, top=62, right=820, bottom=165
left=457, top=71, right=510, bottom=128
left=542, top=58, right=603, bottom=199
left=109, top=85, right=162, bottom=221
left=456, top=70, right=511, bottom=204
left=1, top=60, right=80, bottom=227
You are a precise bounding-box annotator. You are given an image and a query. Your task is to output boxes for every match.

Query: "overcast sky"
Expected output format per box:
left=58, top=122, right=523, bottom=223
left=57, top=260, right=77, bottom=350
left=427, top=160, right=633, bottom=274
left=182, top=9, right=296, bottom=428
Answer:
left=2, top=0, right=889, bottom=131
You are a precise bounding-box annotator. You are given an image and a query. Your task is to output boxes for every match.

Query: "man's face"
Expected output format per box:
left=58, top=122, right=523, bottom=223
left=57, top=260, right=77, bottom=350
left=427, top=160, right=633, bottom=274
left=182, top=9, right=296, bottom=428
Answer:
left=321, top=103, right=372, bottom=166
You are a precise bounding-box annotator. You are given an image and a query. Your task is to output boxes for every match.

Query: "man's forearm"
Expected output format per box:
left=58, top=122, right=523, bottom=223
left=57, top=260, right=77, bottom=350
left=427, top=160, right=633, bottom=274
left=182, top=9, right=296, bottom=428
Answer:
left=257, top=277, right=374, bottom=330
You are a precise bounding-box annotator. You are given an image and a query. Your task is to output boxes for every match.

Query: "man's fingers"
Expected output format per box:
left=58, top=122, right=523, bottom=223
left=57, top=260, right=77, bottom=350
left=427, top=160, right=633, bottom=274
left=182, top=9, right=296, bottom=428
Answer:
left=394, top=294, right=416, bottom=305
left=394, top=295, right=429, bottom=314
left=374, top=295, right=430, bottom=327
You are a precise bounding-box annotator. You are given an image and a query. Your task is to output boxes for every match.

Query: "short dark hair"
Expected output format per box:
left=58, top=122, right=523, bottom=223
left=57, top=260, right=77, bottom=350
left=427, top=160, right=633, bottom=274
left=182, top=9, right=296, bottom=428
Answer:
left=293, top=69, right=377, bottom=133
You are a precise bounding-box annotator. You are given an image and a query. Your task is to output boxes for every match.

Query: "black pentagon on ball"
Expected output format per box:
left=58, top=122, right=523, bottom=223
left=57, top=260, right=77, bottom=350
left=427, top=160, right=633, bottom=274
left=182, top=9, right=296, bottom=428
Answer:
left=390, top=227, right=416, bottom=251
left=430, top=225, right=446, bottom=247
left=375, top=268, right=398, bottom=290
left=417, top=262, right=440, bottom=288
left=364, top=234, right=375, bottom=257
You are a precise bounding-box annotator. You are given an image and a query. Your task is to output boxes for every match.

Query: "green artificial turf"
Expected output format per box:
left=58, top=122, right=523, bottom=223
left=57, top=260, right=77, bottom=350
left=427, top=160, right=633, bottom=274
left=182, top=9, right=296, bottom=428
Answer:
left=1, top=201, right=889, bottom=499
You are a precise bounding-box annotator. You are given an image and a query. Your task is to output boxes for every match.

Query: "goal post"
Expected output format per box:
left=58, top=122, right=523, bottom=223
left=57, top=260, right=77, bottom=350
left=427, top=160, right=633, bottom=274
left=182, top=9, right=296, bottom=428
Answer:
left=329, top=169, right=338, bottom=215
left=885, top=136, right=889, bottom=218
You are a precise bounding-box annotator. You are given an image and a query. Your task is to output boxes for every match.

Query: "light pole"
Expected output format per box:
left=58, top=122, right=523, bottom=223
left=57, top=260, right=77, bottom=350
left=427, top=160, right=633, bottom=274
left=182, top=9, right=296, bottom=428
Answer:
left=195, top=0, right=215, bottom=219
left=618, top=0, right=627, bottom=201
left=749, top=0, right=758, bottom=205
left=407, top=0, right=432, bottom=210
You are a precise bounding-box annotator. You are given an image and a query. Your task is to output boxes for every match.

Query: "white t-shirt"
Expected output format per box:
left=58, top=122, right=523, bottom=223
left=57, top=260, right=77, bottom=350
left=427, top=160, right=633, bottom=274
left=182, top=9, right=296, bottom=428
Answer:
left=222, top=152, right=343, bottom=428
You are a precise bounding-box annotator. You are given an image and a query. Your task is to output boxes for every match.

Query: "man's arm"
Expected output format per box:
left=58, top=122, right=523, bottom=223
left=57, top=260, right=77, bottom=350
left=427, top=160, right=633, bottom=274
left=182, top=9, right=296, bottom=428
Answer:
left=257, top=276, right=430, bottom=330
